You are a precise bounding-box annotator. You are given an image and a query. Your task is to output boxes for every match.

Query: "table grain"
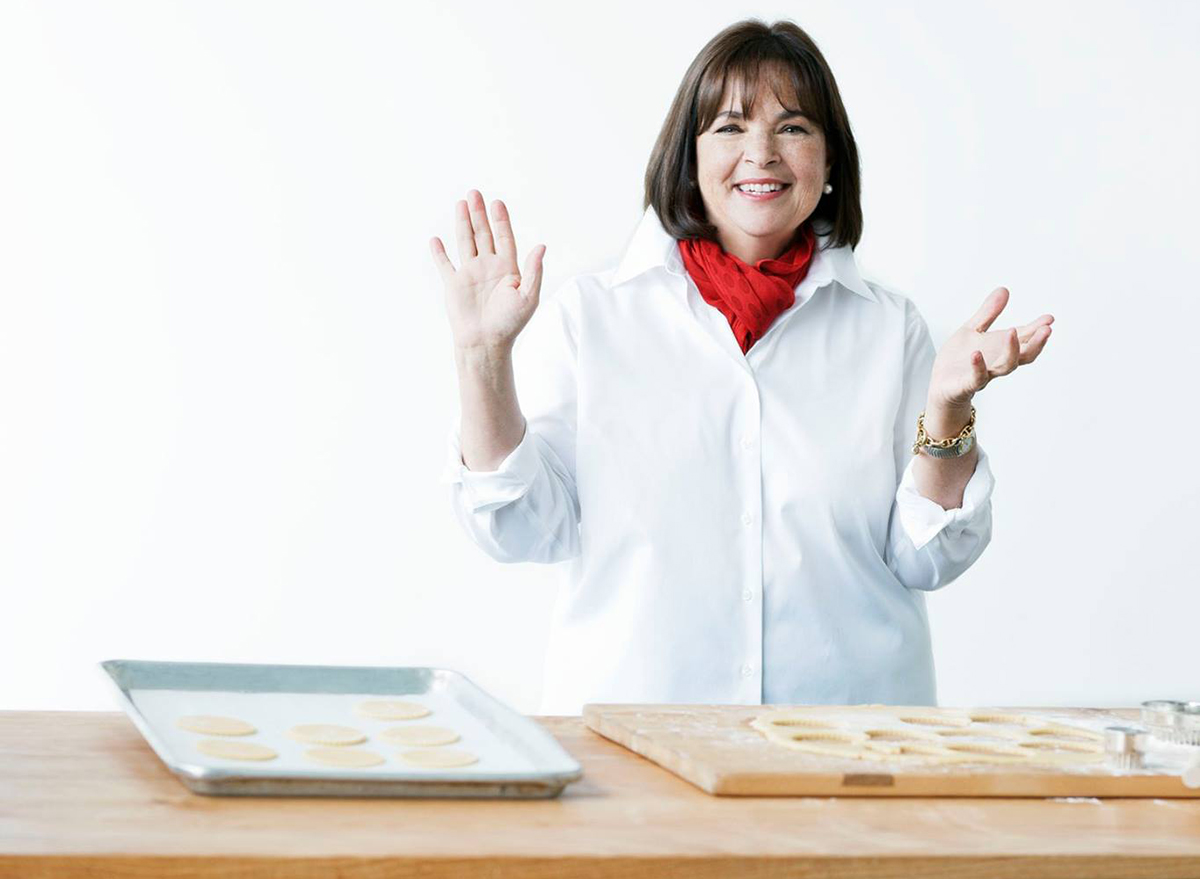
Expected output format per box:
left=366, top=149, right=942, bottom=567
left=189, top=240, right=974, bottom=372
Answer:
left=2, top=710, right=1199, bottom=877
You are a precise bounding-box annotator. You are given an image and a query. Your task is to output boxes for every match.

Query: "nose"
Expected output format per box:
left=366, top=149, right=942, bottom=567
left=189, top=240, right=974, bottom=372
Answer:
left=743, top=130, right=780, bottom=167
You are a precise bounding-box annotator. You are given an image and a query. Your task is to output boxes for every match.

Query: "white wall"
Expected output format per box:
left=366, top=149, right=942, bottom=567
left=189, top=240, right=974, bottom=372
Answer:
left=2, top=0, right=1196, bottom=714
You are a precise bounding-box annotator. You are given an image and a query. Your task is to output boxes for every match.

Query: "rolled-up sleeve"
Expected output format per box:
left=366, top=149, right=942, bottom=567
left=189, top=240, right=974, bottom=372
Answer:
left=884, top=298, right=995, bottom=592
left=439, top=280, right=582, bottom=564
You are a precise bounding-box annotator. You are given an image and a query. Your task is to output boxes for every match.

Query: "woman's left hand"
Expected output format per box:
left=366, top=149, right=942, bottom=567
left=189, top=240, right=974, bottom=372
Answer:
left=927, top=286, right=1054, bottom=411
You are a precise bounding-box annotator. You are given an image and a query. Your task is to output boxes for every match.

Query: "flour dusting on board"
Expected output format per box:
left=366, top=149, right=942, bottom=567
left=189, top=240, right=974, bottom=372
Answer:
left=583, top=704, right=1200, bottom=796
left=746, top=705, right=1200, bottom=776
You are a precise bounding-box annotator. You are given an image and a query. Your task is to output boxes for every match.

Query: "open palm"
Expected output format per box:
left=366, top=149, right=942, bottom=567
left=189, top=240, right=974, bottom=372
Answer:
left=430, top=189, right=546, bottom=351
left=929, top=286, right=1054, bottom=408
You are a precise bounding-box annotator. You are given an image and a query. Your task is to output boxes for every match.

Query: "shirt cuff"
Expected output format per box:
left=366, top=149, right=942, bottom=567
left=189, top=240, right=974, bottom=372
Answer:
left=896, top=445, right=995, bottom=551
left=439, top=417, right=540, bottom=514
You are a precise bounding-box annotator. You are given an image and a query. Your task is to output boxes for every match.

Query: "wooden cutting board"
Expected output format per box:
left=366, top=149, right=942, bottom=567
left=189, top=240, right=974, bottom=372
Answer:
left=582, top=704, right=1200, bottom=797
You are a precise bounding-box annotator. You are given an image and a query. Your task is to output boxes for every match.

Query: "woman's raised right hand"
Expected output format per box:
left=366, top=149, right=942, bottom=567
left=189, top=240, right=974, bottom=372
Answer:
left=430, top=189, right=546, bottom=353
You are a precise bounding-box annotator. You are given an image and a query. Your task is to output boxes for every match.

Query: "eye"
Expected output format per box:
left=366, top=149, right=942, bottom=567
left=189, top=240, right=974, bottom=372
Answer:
left=715, top=124, right=808, bottom=134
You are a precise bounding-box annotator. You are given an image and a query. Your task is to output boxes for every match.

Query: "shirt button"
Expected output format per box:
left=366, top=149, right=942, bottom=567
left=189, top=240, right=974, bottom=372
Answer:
left=741, top=663, right=754, bottom=677
left=742, top=589, right=753, bottom=602
left=741, top=511, right=753, bottom=526
left=740, top=433, right=753, bottom=449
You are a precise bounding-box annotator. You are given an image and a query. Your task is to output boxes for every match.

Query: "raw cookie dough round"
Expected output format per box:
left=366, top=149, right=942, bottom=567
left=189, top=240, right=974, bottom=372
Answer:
left=1027, top=724, right=1106, bottom=742
left=896, top=712, right=974, bottom=728
left=750, top=707, right=1108, bottom=767
left=305, top=747, right=385, bottom=768
left=196, top=739, right=278, bottom=761
left=355, top=699, right=430, bottom=720
left=398, top=747, right=478, bottom=768
left=865, top=727, right=944, bottom=742
left=968, top=711, right=1039, bottom=725
left=380, top=725, right=460, bottom=746
left=772, top=729, right=868, bottom=745
left=753, top=715, right=838, bottom=731
left=880, top=742, right=976, bottom=764
left=749, top=713, right=840, bottom=739
left=935, top=727, right=1025, bottom=741
left=287, top=723, right=367, bottom=746
left=783, top=740, right=886, bottom=760
left=176, top=715, right=256, bottom=736
left=1022, top=734, right=1104, bottom=751
left=1015, top=740, right=1105, bottom=762
left=941, top=741, right=1030, bottom=762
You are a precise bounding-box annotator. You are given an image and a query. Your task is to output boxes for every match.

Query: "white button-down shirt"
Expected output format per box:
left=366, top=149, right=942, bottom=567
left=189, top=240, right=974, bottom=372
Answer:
left=442, top=206, right=995, bottom=716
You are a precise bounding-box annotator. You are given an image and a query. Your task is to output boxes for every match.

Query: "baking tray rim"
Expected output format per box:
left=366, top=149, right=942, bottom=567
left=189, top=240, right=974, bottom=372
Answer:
left=99, top=657, right=584, bottom=789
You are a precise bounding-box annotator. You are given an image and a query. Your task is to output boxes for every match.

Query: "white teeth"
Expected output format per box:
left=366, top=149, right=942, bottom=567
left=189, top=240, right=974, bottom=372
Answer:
left=737, top=183, right=785, bottom=193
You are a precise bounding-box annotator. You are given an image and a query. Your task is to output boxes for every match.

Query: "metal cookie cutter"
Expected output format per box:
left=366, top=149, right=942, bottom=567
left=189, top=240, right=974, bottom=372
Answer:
left=1140, top=700, right=1200, bottom=746
left=1184, top=754, right=1200, bottom=790
left=1103, top=726, right=1148, bottom=771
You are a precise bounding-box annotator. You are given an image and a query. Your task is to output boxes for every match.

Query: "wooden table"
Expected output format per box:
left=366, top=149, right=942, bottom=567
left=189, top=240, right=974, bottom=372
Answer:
left=3, top=710, right=1200, bottom=877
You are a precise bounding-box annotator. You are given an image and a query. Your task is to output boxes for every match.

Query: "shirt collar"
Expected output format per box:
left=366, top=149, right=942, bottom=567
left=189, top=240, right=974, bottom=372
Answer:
left=610, top=204, right=877, bottom=303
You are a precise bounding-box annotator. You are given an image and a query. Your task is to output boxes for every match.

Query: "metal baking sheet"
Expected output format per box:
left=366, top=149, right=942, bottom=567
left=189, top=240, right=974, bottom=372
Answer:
left=99, top=658, right=583, bottom=798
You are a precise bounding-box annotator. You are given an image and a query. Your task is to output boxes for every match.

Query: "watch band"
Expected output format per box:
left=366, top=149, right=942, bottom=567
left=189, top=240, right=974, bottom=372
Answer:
left=919, top=432, right=975, bottom=458
left=911, top=406, right=976, bottom=458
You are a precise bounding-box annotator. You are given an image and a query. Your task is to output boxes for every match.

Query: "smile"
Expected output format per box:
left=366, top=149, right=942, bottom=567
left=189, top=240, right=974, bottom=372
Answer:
left=734, top=184, right=790, bottom=201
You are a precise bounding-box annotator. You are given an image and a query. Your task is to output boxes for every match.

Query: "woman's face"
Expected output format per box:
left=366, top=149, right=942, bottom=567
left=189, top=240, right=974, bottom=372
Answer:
left=695, top=76, right=831, bottom=262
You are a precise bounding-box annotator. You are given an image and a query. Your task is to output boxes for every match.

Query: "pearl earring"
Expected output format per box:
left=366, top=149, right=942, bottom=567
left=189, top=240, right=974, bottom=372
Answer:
left=822, top=183, right=833, bottom=194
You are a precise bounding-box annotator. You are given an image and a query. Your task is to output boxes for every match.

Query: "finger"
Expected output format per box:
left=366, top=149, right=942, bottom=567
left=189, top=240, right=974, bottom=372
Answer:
left=467, top=189, right=496, bottom=256
left=429, top=236, right=456, bottom=282
left=1017, top=324, right=1052, bottom=365
left=988, top=327, right=1020, bottom=376
left=970, top=350, right=989, bottom=390
left=518, top=244, right=546, bottom=301
left=1016, top=313, right=1054, bottom=344
left=968, top=286, right=1010, bottom=333
left=454, top=199, right=477, bottom=263
left=491, top=199, right=519, bottom=269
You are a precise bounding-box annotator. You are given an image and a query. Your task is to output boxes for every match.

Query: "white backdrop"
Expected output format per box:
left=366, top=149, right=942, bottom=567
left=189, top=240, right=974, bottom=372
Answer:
left=2, top=0, right=1196, bottom=714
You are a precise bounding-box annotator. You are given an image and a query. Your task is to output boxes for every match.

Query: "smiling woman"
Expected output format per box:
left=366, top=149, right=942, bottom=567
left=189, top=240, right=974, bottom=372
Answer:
left=644, top=21, right=861, bottom=258
left=642, top=23, right=872, bottom=355
left=695, top=84, right=830, bottom=264
left=433, top=17, right=1053, bottom=716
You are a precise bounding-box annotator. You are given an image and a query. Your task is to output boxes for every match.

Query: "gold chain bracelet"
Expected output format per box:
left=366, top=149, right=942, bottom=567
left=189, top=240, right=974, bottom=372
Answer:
left=911, top=405, right=976, bottom=456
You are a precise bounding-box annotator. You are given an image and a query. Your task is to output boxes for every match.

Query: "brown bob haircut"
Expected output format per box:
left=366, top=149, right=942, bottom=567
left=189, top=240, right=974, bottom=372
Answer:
left=644, top=18, right=862, bottom=252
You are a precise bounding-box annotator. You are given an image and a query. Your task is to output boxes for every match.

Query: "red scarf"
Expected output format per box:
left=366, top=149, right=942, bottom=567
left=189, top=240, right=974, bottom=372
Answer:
left=678, top=223, right=818, bottom=354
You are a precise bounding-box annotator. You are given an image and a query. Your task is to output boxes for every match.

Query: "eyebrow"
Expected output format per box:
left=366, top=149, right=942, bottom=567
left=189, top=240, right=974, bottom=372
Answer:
left=715, top=109, right=810, bottom=121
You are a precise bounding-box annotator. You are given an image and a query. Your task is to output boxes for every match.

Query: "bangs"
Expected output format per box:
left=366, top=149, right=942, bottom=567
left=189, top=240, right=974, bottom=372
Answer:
left=694, top=53, right=828, bottom=134
left=643, top=18, right=862, bottom=252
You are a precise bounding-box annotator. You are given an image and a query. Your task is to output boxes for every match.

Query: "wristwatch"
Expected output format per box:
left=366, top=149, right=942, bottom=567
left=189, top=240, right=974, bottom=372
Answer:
left=911, top=406, right=976, bottom=458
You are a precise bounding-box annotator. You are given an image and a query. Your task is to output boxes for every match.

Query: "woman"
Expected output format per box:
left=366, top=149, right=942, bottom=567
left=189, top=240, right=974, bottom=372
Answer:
left=431, top=19, right=1052, bottom=716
